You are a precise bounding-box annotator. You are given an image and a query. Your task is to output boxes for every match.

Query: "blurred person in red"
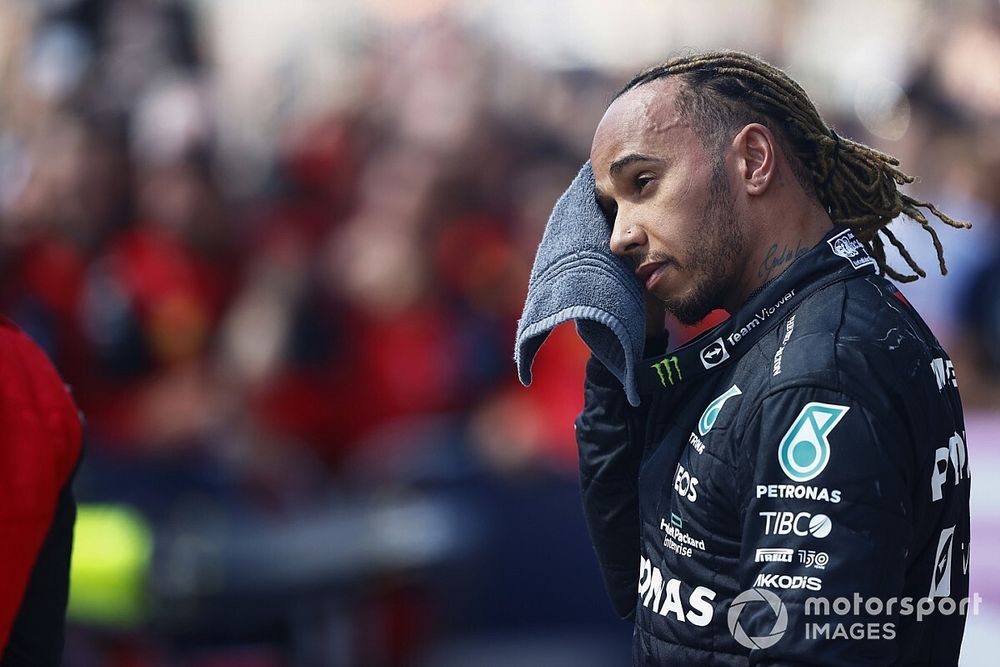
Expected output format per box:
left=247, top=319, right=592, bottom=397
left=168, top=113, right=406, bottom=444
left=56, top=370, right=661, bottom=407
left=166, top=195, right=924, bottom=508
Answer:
left=0, top=319, right=83, bottom=664
left=77, top=157, right=234, bottom=451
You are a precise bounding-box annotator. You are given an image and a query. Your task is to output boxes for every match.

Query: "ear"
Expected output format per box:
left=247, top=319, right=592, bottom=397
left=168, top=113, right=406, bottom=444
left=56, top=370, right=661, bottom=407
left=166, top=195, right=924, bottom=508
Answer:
left=733, top=123, right=777, bottom=196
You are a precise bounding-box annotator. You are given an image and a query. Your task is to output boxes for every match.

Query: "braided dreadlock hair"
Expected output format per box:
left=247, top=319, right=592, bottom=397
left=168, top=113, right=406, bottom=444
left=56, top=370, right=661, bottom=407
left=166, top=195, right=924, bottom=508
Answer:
left=616, top=50, right=970, bottom=282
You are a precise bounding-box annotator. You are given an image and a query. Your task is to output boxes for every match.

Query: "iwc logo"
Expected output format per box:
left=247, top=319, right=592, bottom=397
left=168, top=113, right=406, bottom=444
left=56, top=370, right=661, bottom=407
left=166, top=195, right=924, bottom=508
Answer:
left=826, top=229, right=876, bottom=270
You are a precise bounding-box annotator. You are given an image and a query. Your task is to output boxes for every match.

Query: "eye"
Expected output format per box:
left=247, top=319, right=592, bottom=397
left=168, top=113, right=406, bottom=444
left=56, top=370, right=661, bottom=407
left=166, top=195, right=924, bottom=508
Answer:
left=635, top=174, right=655, bottom=192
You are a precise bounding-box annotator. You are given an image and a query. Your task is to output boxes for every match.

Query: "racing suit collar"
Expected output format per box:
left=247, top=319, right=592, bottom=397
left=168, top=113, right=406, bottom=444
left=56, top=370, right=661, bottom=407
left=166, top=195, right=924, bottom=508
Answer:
left=638, top=226, right=877, bottom=394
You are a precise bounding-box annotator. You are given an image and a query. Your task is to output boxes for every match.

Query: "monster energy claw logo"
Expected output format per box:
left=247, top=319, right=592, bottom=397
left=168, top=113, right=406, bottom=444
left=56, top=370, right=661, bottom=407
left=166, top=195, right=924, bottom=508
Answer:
left=652, top=356, right=682, bottom=387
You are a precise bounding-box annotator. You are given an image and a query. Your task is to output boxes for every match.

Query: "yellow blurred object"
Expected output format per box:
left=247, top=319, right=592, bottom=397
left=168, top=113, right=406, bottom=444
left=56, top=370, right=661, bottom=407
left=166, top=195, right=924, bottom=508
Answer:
left=67, top=504, right=153, bottom=627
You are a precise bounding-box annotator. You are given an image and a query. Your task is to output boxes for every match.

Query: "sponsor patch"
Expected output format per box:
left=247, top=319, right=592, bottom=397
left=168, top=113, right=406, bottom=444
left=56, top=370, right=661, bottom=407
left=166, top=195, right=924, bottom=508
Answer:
left=652, top=356, right=682, bottom=387
left=827, top=228, right=876, bottom=270
left=931, top=432, right=969, bottom=503
left=798, top=550, right=829, bottom=570
left=673, top=464, right=699, bottom=503
left=931, top=358, right=958, bottom=391
left=639, top=555, right=717, bottom=625
left=728, top=290, right=795, bottom=347
left=760, top=511, right=832, bottom=538
left=930, top=526, right=955, bottom=598
left=698, top=385, right=742, bottom=436
left=756, top=484, right=841, bottom=504
left=689, top=432, right=706, bottom=455
left=773, top=315, right=796, bottom=376
left=700, top=338, right=730, bottom=369
left=755, top=548, right=794, bottom=563
left=660, top=516, right=705, bottom=558
left=754, top=573, right=823, bottom=592
left=778, top=402, right=849, bottom=483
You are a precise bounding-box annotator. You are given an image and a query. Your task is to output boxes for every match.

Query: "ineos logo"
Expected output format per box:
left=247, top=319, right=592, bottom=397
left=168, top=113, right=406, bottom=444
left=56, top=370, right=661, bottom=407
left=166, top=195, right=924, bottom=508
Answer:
left=673, top=464, right=699, bottom=502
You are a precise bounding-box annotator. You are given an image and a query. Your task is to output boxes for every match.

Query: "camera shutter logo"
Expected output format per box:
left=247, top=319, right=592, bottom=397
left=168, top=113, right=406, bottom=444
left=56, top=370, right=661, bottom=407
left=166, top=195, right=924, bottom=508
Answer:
left=728, top=588, right=788, bottom=650
left=778, top=402, right=849, bottom=483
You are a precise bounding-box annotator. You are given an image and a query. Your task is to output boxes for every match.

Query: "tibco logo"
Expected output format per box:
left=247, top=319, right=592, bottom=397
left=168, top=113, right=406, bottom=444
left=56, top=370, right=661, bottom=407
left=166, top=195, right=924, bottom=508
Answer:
left=759, top=511, right=832, bottom=538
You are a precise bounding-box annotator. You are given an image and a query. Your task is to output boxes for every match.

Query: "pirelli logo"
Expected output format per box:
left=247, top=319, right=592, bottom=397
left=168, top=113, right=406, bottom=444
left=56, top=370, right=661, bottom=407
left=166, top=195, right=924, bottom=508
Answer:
left=755, top=548, right=794, bottom=563
left=652, top=356, right=682, bottom=387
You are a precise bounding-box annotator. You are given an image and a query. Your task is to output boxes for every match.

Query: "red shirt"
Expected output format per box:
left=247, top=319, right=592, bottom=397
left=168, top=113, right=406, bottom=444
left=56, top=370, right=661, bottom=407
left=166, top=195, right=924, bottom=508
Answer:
left=0, top=318, right=82, bottom=660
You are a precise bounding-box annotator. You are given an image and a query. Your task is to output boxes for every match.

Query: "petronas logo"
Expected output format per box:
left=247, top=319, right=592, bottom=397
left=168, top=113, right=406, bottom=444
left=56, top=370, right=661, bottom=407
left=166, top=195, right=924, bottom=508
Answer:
left=698, top=385, right=743, bottom=436
left=778, top=403, right=849, bottom=482
left=652, top=356, right=682, bottom=387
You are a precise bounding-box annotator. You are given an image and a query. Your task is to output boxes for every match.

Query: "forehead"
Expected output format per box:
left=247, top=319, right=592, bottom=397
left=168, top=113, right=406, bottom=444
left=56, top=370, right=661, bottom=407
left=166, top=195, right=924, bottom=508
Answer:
left=590, top=78, right=691, bottom=169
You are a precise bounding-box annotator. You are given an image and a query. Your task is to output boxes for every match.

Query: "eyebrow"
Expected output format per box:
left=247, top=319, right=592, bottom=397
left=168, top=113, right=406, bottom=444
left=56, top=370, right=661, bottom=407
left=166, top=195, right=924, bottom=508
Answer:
left=609, top=152, right=662, bottom=177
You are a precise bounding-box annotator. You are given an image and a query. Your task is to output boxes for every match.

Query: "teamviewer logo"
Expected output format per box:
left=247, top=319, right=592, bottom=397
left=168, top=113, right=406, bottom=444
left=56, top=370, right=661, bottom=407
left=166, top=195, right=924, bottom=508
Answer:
left=700, top=338, right=729, bottom=369
left=728, top=588, right=788, bottom=650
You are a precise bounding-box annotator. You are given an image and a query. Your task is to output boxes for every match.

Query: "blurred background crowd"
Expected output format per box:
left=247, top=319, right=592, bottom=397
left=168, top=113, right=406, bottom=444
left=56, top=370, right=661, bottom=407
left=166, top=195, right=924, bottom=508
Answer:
left=0, top=0, right=997, bottom=665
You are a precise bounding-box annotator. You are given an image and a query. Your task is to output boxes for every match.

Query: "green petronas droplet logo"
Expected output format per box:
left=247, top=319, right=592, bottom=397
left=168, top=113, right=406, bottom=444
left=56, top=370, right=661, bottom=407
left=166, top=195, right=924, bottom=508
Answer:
left=698, top=385, right=743, bottom=436
left=777, top=402, right=850, bottom=482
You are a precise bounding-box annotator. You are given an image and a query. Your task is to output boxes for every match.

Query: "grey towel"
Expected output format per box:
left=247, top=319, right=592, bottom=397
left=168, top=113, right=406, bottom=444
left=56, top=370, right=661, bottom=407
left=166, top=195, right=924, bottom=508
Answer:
left=514, top=161, right=646, bottom=406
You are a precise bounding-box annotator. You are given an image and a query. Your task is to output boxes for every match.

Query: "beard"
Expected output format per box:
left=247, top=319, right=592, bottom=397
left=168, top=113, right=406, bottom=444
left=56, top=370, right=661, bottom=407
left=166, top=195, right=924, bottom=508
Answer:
left=658, top=166, right=745, bottom=326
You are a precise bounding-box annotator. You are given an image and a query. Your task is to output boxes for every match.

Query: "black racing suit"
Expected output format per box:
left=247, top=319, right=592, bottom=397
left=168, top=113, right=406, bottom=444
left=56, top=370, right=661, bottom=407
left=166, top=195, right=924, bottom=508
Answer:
left=576, top=227, right=971, bottom=666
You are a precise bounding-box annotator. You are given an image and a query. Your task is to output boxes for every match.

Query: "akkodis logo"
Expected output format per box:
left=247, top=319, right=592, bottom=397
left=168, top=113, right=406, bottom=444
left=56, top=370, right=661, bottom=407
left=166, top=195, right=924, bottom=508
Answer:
left=778, top=402, right=849, bottom=482
left=728, top=588, right=788, bottom=650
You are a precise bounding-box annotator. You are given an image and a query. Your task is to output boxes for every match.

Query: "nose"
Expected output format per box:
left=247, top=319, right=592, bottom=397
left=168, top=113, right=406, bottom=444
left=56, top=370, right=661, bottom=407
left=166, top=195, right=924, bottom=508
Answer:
left=609, top=209, right=646, bottom=258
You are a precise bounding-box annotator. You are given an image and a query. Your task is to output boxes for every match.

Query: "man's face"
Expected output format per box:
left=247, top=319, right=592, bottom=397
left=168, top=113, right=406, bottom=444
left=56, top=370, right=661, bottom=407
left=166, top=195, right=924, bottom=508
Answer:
left=590, top=79, right=746, bottom=325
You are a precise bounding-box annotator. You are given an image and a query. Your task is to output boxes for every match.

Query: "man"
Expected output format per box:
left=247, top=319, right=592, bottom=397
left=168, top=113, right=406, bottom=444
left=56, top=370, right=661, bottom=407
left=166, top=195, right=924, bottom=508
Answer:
left=578, top=51, right=971, bottom=665
left=0, top=318, right=82, bottom=664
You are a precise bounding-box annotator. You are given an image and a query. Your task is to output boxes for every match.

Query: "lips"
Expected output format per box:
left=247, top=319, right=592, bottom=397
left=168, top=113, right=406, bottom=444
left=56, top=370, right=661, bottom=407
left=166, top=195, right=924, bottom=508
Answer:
left=635, top=261, right=670, bottom=291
